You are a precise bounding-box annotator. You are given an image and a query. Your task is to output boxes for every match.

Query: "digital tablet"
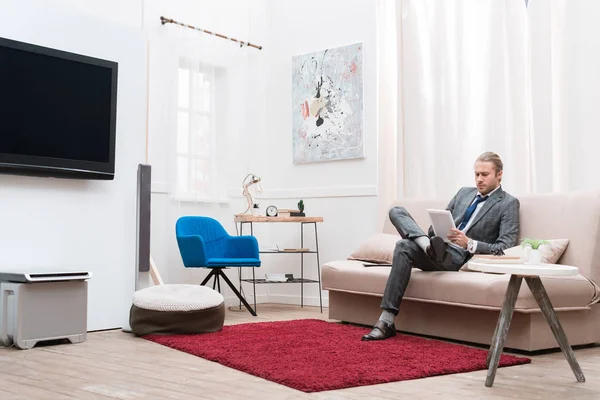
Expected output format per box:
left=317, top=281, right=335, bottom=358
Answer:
left=427, top=209, right=456, bottom=243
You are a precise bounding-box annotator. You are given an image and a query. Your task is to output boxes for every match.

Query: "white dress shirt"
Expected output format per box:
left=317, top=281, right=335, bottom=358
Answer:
left=461, top=185, right=501, bottom=253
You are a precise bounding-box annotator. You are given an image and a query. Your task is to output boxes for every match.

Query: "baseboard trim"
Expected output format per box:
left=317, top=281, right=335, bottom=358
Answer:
left=223, top=294, right=329, bottom=308
left=224, top=294, right=269, bottom=307
left=267, top=294, right=329, bottom=308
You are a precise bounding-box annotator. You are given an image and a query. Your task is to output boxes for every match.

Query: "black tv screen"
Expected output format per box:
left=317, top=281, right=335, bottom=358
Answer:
left=0, top=37, right=118, bottom=180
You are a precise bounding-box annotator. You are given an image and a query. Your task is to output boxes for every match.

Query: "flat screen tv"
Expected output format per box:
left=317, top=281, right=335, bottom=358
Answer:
left=0, top=37, right=118, bottom=180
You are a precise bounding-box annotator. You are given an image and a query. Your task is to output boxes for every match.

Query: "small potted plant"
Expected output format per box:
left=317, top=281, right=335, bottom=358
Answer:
left=251, top=203, right=260, bottom=216
left=291, top=200, right=305, bottom=217
left=521, top=238, right=550, bottom=264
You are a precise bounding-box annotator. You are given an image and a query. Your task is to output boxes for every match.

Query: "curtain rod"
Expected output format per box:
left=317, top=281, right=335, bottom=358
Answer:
left=160, top=16, right=263, bottom=50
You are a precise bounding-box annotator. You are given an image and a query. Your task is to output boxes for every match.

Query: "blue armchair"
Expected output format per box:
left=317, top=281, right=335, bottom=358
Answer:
left=175, top=216, right=260, bottom=316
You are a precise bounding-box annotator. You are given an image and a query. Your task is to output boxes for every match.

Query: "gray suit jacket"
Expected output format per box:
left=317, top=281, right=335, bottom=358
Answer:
left=429, top=186, right=520, bottom=254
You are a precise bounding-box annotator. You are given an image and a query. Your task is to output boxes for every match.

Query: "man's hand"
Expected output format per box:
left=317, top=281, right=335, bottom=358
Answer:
left=447, top=228, right=469, bottom=248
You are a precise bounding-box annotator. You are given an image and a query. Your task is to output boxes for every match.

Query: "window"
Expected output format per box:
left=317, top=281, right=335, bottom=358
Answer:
left=176, top=58, right=216, bottom=200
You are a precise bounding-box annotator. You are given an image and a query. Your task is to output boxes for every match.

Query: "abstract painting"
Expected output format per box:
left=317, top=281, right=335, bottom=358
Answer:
left=292, top=42, right=364, bottom=163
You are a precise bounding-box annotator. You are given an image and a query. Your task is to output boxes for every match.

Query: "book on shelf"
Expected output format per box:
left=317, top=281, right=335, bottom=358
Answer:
left=260, top=245, right=280, bottom=252
left=282, top=248, right=309, bottom=252
left=265, top=273, right=294, bottom=282
left=276, top=209, right=302, bottom=217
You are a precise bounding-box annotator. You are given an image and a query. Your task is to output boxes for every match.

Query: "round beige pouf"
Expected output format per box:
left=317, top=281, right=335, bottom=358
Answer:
left=129, top=284, right=225, bottom=336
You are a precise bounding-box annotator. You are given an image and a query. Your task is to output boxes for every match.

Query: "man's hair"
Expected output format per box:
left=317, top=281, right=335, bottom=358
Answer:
left=476, top=152, right=503, bottom=174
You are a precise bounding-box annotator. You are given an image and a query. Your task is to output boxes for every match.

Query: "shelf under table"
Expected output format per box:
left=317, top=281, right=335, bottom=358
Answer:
left=241, top=278, right=319, bottom=284
left=259, top=251, right=318, bottom=254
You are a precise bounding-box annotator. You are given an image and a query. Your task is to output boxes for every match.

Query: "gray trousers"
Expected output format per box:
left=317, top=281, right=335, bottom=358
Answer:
left=381, top=206, right=470, bottom=315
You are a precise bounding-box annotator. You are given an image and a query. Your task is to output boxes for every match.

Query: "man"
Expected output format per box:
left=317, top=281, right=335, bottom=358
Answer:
left=362, top=152, right=520, bottom=341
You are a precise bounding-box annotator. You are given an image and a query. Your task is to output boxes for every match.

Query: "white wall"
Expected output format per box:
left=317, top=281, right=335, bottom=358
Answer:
left=251, top=0, right=380, bottom=306
left=144, top=0, right=381, bottom=309
left=48, top=0, right=143, bottom=28
left=257, top=0, right=378, bottom=194
left=0, top=0, right=146, bottom=330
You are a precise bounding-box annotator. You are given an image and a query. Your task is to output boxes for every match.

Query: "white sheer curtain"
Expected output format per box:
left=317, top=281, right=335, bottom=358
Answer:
left=147, top=24, right=252, bottom=204
left=379, top=0, right=600, bottom=206
left=528, top=0, right=600, bottom=193
left=399, top=0, right=531, bottom=199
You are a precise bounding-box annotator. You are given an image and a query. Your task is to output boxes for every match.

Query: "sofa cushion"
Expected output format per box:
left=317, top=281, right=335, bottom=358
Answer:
left=347, top=233, right=400, bottom=264
left=322, top=260, right=598, bottom=311
left=462, top=239, right=570, bottom=271
left=503, top=239, right=570, bottom=263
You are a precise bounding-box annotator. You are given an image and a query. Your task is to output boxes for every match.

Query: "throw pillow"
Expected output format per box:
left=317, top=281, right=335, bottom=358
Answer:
left=348, top=233, right=400, bottom=264
left=503, top=238, right=570, bottom=264
left=462, top=238, right=569, bottom=271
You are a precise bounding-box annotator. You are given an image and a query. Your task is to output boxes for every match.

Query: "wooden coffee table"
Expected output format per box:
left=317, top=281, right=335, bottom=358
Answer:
left=467, top=260, right=586, bottom=387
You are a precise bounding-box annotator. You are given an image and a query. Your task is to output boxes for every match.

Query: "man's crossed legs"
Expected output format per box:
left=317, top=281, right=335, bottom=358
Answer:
left=361, top=206, right=469, bottom=341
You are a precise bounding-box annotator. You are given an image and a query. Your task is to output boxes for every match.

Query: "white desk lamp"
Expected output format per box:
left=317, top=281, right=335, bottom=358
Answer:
left=241, top=173, right=262, bottom=214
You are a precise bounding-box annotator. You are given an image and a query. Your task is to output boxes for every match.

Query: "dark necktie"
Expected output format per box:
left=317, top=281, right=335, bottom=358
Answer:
left=457, top=195, right=488, bottom=230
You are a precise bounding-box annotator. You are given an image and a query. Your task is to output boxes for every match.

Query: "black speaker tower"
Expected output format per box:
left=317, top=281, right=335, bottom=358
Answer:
left=136, top=164, right=151, bottom=273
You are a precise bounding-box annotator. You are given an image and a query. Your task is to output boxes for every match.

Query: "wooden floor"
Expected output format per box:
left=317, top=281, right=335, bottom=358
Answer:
left=1, top=303, right=598, bottom=400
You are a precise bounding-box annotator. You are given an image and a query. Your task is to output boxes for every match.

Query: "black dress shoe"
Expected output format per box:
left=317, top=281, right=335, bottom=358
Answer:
left=426, top=236, right=453, bottom=267
left=361, top=320, right=397, bottom=341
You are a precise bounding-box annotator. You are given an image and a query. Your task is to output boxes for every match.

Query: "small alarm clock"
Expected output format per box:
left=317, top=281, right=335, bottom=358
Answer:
left=266, top=205, right=278, bottom=217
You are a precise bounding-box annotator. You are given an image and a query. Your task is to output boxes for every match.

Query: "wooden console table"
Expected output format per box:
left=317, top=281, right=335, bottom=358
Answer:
left=234, top=214, right=324, bottom=313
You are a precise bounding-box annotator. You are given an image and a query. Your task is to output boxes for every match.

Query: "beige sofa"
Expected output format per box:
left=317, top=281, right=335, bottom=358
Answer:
left=322, top=192, right=600, bottom=351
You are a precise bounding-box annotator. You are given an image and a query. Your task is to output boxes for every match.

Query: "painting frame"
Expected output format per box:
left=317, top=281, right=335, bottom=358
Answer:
left=292, top=42, right=365, bottom=164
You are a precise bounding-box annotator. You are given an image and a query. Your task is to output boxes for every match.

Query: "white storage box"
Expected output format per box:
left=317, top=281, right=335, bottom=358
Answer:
left=0, top=271, right=91, bottom=349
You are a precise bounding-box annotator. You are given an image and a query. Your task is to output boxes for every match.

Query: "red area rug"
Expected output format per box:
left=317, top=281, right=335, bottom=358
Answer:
left=143, top=319, right=530, bottom=392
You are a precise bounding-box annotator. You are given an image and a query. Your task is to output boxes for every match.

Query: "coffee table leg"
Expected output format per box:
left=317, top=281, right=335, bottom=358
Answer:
left=525, top=276, right=585, bottom=382
left=486, top=274, right=522, bottom=387
left=486, top=309, right=502, bottom=369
